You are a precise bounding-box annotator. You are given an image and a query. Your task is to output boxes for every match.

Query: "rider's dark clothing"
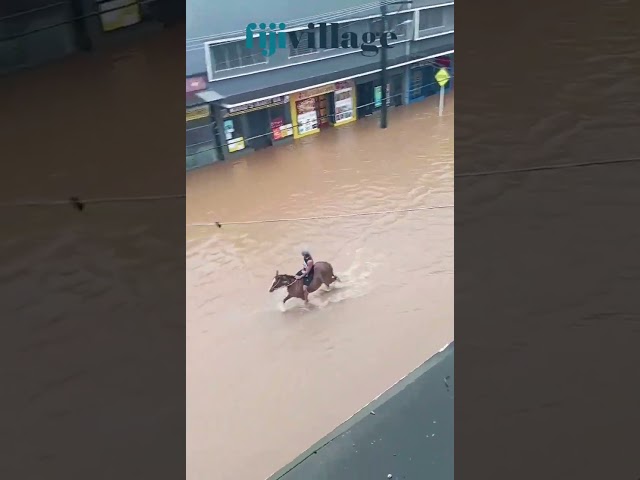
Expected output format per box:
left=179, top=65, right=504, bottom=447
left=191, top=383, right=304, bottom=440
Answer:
left=296, top=254, right=314, bottom=287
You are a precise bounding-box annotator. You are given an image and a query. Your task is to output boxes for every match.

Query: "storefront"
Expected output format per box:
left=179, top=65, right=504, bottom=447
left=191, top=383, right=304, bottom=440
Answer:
left=186, top=103, right=221, bottom=170
left=407, top=55, right=453, bottom=104
left=331, top=80, right=358, bottom=127
left=355, top=72, right=404, bottom=117
left=219, top=95, right=294, bottom=155
left=289, top=84, right=336, bottom=139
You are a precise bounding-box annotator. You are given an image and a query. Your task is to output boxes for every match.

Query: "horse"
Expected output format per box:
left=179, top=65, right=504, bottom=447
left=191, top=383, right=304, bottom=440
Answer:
left=269, top=261, right=340, bottom=304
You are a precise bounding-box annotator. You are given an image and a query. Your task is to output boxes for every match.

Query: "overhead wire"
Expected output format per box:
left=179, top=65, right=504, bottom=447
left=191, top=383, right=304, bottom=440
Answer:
left=0, top=0, right=419, bottom=47
left=0, top=0, right=160, bottom=42
left=192, top=205, right=454, bottom=229
left=455, top=156, right=640, bottom=178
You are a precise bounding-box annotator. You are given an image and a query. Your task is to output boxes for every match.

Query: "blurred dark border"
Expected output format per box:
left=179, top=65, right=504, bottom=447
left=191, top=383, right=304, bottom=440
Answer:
left=0, top=1, right=185, bottom=479
left=455, top=0, right=640, bottom=478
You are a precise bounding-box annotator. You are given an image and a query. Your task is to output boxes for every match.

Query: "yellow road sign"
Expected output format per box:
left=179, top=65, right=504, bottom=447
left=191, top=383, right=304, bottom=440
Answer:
left=435, top=68, right=450, bottom=87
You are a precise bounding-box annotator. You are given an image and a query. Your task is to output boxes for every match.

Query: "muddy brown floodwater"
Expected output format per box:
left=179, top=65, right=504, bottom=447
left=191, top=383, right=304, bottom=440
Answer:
left=186, top=95, right=454, bottom=480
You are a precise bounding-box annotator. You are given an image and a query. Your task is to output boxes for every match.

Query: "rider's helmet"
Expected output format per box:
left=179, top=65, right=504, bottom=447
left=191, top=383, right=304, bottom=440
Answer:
left=301, top=250, right=311, bottom=258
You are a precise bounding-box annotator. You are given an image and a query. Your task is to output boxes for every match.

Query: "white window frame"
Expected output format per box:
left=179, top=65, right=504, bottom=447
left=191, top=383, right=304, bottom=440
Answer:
left=202, top=2, right=453, bottom=82
left=208, top=38, right=268, bottom=74
left=287, top=29, right=320, bottom=59
left=414, top=4, right=450, bottom=40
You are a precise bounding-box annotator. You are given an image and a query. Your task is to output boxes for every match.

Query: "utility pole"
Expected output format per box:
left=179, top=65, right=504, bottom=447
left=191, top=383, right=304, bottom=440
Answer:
left=69, top=0, right=93, bottom=51
left=380, top=1, right=389, bottom=129
left=379, top=1, right=411, bottom=129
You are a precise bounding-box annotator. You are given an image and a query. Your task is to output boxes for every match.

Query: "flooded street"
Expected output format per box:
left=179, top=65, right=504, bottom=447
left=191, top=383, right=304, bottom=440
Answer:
left=186, top=95, right=454, bottom=480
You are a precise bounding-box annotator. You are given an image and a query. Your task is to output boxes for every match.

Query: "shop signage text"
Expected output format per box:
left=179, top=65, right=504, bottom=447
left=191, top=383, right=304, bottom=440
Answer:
left=224, top=95, right=289, bottom=116
left=186, top=105, right=210, bottom=122
left=186, top=76, right=206, bottom=93
left=99, top=0, right=141, bottom=32
left=246, top=22, right=397, bottom=58
left=291, top=84, right=335, bottom=101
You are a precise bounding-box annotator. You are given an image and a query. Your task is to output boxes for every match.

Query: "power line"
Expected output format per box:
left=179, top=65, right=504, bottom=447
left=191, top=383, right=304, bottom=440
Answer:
left=0, top=1, right=68, bottom=21
left=3, top=156, right=637, bottom=212
left=4, top=151, right=635, bottom=212
left=191, top=205, right=454, bottom=228
left=0, top=0, right=160, bottom=42
left=0, top=193, right=184, bottom=210
left=455, top=156, right=640, bottom=178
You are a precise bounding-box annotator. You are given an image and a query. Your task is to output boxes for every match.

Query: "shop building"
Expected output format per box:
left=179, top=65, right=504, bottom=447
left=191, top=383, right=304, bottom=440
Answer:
left=406, top=54, right=453, bottom=103
left=186, top=76, right=222, bottom=170
left=185, top=0, right=454, bottom=167
left=290, top=80, right=357, bottom=138
left=214, top=95, right=294, bottom=158
left=406, top=3, right=455, bottom=104
left=355, top=70, right=405, bottom=118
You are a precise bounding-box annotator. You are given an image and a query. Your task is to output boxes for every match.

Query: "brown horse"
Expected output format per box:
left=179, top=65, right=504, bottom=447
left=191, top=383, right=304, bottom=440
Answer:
left=269, top=261, right=340, bottom=304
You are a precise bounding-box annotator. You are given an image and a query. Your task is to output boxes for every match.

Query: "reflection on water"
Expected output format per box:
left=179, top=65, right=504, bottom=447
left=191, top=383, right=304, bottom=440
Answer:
left=187, top=96, right=454, bottom=480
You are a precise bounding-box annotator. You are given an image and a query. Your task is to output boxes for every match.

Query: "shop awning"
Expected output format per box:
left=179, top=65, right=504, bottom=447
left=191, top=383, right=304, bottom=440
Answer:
left=196, top=89, right=224, bottom=103
left=214, top=44, right=454, bottom=108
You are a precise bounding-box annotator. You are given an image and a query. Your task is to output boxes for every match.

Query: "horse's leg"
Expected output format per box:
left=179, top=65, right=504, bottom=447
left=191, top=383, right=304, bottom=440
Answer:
left=283, top=295, right=291, bottom=304
left=290, top=285, right=305, bottom=303
left=303, top=285, right=309, bottom=303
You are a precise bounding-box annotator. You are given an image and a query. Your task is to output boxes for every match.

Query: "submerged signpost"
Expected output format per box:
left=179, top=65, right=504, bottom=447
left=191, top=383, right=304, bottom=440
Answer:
left=435, top=68, right=450, bottom=117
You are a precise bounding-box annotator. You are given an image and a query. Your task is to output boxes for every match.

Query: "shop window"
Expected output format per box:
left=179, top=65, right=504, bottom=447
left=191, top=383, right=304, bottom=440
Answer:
left=186, top=118, right=216, bottom=156
left=211, top=40, right=266, bottom=72
left=369, top=17, right=383, bottom=35
left=221, top=117, right=246, bottom=152
left=418, top=8, right=444, bottom=32
left=267, top=104, right=291, bottom=140
left=369, top=15, right=408, bottom=39
left=289, top=30, right=317, bottom=57
left=388, top=15, right=409, bottom=37
left=334, top=88, right=355, bottom=123
left=410, top=68, right=424, bottom=100
left=295, top=97, right=319, bottom=134
left=323, top=22, right=358, bottom=52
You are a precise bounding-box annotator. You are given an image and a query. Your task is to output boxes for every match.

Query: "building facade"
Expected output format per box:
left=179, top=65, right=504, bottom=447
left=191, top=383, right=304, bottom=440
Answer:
left=186, top=0, right=454, bottom=170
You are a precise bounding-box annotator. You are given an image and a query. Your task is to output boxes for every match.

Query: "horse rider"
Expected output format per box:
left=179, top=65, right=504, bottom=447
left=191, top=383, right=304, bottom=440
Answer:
left=295, top=250, right=314, bottom=302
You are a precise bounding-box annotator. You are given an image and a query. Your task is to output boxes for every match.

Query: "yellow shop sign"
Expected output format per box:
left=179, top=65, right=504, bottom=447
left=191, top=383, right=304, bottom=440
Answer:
left=292, top=84, right=336, bottom=101
left=186, top=105, right=210, bottom=122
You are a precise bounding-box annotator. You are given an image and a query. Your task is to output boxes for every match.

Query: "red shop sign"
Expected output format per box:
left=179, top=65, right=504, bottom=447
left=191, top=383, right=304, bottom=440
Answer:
left=435, top=56, right=451, bottom=67
left=271, top=117, right=283, bottom=140
left=186, top=76, right=206, bottom=93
